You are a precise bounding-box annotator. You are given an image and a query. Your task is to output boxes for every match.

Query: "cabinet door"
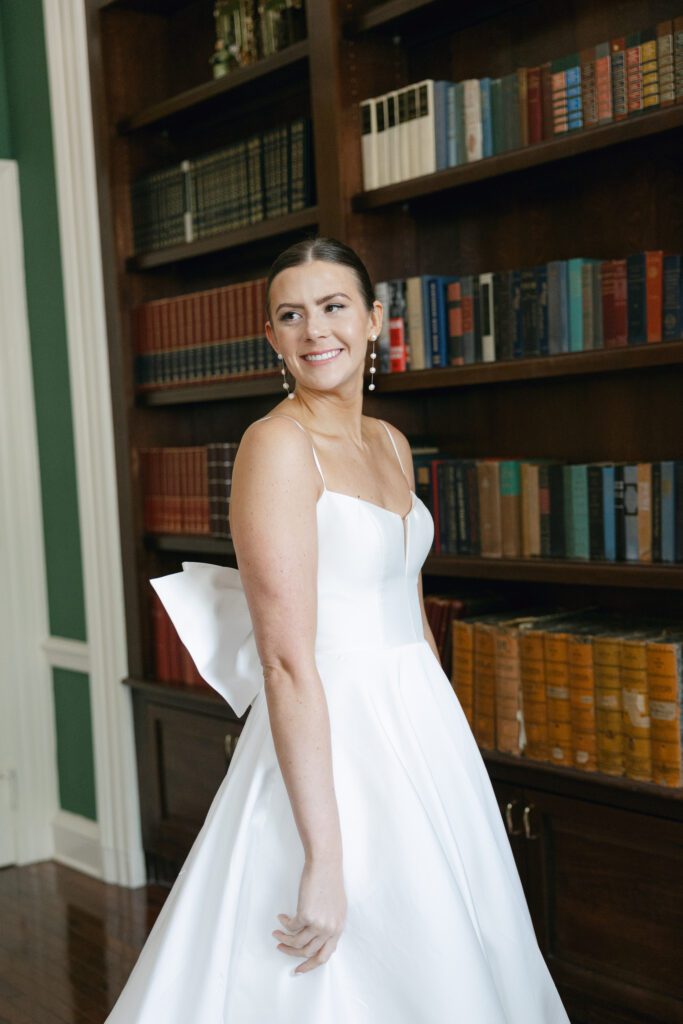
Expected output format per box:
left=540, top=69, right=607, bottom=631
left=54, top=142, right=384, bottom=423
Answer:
left=521, top=788, right=683, bottom=1024
left=136, top=697, right=244, bottom=878
left=490, top=779, right=529, bottom=889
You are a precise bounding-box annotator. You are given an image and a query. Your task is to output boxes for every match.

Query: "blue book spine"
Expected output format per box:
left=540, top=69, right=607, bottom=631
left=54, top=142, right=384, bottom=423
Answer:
left=565, top=62, right=583, bottom=130
left=568, top=258, right=585, bottom=351
left=602, top=465, right=616, bottom=561
left=661, top=460, right=675, bottom=562
left=434, top=81, right=450, bottom=171
left=455, top=82, right=466, bottom=166
left=511, top=270, right=523, bottom=358
left=428, top=277, right=441, bottom=367
left=480, top=78, right=493, bottom=158
left=420, top=275, right=433, bottom=369
left=563, top=465, right=574, bottom=557
left=663, top=254, right=682, bottom=341
left=446, top=84, right=458, bottom=166
left=571, top=465, right=590, bottom=559
left=490, top=78, right=502, bottom=155
left=535, top=265, right=549, bottom=355
left=434, top=275, right=457, bottom=366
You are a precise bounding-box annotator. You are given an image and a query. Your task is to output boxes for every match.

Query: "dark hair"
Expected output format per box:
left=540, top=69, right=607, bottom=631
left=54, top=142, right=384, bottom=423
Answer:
left=265, top=236, right=375, bottom=319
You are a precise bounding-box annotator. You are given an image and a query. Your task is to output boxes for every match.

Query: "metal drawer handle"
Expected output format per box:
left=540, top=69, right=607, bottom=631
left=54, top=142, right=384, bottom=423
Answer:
left=523, top=804, right=539, bottom=840
left=505, top=799, right=523, bottom=835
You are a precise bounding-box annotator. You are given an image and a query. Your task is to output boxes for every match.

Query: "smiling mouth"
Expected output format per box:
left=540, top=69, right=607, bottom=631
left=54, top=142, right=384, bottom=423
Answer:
left=302, top=348, right=343, bottom=363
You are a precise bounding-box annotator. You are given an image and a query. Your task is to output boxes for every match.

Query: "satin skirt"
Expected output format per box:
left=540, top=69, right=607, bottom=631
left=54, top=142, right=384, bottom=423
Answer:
left=105, top=640, right=571, bottom=1023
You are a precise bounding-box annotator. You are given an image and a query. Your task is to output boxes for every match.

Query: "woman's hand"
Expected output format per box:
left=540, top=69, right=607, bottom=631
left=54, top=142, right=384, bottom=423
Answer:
left=273, top=857, right=347, bottom=975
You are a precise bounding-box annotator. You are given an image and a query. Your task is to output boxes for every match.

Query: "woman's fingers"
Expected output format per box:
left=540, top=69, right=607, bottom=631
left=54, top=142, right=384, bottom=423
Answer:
left=292, top=936, right=338, bottom=975
left=272, top=924, right=316, bottom=949
left=276, top=933, right=326, bottom=958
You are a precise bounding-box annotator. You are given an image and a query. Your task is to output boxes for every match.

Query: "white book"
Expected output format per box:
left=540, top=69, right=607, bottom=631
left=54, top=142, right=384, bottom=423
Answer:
left=414, top=79, right=435, bottom=176
left=479, top=271, right=496, bottom=361
left=397, top=87, right=411, bottom=182
left=406, top=276, right=426, bottom=370
left=375, top=94, right=390, bottom=188
left=463, top=79, right=483, bottom=162
left=360, top=98, right=378, bottom=191
left=406, top=84, right=421, bottom=178
left=386, top=90, right=401, bottom=184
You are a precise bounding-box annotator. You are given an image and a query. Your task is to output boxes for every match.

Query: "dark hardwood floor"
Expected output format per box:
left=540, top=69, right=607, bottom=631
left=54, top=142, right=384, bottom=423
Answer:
left=0, top=860, right=166, bottom=1024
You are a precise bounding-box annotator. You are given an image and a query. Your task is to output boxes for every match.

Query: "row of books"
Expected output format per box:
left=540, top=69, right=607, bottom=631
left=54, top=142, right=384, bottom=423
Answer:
left=210, top=0, right=305, bottom=72
left=130, top=116, right=314, bottom=253
left=133, top=278, right=278, bottom=389
left=374, top=250, right=683, bottom=373
left=138, top=444, right=238, bottom=537
left=360, top=17, right=683, bottom=190
left=449, top=608, right=683, bottom=788
left=151, top=590, right=205, bottom=688
left=415, top=454, right=683, bottom=564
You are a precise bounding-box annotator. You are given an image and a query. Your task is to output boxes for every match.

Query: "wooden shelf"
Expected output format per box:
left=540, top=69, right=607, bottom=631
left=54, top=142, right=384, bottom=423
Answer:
left=124, top=674, right=237, bottom=711
left=136, top=340, right=683, bottom=407
left=126, top=206, right=319, bottom=270
left=372, top=340, right=683, bottom=391
left=423, top=554, right=683, bottom=589
left=98, top=0, right=195, bottom=12
left=344, top=0, right=531, bottom=37
left=117, top=40, right=310, bottom=134
left=482, top=749, right=683, bottom=820
left=352, top=104, right=683, bottom=212
left=144, top=533, right=235, bottom=555
left=138, top=372, right=281, bottom=406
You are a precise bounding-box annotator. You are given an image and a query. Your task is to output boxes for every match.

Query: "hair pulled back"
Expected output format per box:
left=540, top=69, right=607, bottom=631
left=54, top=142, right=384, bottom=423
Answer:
left=265, top=236, right=375, bottom=319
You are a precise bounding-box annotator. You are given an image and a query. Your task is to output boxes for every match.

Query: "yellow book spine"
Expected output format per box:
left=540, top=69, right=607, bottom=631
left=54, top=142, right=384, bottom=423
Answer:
left=619, top=636, right=652, bottom=781
left=473, top=623, right=497, bottom=750
left=568, top=632, right=597, bottom=772
left=519, top=630, right=549, bottom=761
left=543, top=631, right=573, bottom=766
left=592, top=633, right=625, bottom=775
left=494, top=627, right=524, bottom=755
left=452, top=619, right=475, bottom=729
left=646, top=638, right=683, bottom=787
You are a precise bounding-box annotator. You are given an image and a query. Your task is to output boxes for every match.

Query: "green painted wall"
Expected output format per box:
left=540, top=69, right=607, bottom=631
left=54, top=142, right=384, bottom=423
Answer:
left=52, top=669, right=98, bottom=821
left=1, top=0, right=97, bottom=822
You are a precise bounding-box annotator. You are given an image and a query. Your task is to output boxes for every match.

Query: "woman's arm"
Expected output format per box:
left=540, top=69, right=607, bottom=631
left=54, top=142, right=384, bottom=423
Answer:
left=384, top=421, right=442, bottom=666
left=229, top=416, right=346, bottom=972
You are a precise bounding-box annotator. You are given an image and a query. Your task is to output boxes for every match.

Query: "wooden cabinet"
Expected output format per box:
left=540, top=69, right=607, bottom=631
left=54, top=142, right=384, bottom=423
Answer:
left=489, top=758, right=683, bottom=1024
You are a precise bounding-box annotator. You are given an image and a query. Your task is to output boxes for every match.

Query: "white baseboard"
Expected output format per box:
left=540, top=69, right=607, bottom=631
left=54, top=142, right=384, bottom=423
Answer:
left=52, top=809, right=103, bottom=879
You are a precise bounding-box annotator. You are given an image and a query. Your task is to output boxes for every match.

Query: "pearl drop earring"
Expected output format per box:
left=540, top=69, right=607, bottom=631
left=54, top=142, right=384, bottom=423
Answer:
left=368, top=335, right=377, bottom=391
left=277, top=352, right=295, bottom=399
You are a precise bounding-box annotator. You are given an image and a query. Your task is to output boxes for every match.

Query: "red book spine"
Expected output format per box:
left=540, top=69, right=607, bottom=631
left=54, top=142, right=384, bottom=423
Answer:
left=389, top=314, right=408, bottom=372
left=613, top=258, right=628, bottom=345
left=645, top=250, right=663, bottom=343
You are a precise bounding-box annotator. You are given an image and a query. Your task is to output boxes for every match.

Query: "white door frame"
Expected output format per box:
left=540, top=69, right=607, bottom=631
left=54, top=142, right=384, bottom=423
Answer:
left=42, top=0, right=146, bottom=887
left=0, top=160, right=58, bottom=866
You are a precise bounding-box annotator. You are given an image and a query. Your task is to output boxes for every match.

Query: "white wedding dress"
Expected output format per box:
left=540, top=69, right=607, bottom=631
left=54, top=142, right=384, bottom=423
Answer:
left=105, top=414, right=571, bottom=1023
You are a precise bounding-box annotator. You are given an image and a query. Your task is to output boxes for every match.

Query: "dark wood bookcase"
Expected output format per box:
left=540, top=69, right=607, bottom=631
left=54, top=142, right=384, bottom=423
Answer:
left=85, top=2, right=683, bottom=1021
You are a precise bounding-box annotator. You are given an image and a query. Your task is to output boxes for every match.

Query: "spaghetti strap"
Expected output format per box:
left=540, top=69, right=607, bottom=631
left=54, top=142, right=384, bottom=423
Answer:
left=257, top=414, right=327, bottom=490
left=378, top=419, right=407, bottom=479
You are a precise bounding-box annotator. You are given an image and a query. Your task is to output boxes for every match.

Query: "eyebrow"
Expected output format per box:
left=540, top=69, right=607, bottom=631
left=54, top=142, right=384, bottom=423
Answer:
left=275, top=292, right=351, bottom=313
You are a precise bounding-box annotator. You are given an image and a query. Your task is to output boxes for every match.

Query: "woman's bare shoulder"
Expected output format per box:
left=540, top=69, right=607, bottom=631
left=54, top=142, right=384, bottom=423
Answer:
left=234, top=414, right=317, bottom=493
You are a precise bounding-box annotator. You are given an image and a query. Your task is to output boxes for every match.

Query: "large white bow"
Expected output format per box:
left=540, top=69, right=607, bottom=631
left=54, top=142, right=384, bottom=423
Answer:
left=149, top=562, right=263, bottom=717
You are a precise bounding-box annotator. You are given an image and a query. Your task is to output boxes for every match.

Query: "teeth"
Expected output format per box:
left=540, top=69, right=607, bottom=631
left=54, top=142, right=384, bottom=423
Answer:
left=303, top=349, right=341, bottom=362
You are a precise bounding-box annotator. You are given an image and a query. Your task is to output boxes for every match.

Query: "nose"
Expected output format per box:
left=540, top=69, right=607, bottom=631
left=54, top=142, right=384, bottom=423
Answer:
left=306, top=314, right=328, bottom=340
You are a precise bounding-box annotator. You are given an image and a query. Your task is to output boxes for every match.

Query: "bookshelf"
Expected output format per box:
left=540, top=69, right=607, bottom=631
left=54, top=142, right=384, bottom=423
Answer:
left=86, top=1, right=683, bottom=1020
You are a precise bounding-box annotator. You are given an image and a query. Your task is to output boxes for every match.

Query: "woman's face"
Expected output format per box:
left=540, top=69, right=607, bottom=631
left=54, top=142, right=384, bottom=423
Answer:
left=265, top=260, right=381, bottom=394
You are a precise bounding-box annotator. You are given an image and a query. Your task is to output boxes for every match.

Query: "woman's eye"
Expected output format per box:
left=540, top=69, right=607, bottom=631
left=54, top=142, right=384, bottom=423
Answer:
left=326, top=303, right=344, bottom=312
left=280, top=311, right=300, bottom=322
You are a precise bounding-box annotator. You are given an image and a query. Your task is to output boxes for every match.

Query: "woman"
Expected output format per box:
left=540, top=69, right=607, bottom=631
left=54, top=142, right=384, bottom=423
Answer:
left=105, top=237, right=571, bottom=1022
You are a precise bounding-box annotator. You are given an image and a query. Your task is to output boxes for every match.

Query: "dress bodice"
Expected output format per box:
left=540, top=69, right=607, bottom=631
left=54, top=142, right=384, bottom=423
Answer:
left=258, top=414, right=435, bottom=654
left=150, top=414, right=435, bottom=717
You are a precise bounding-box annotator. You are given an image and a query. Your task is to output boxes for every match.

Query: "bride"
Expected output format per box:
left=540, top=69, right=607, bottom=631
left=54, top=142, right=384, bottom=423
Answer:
left=105, top=236, right=571, bottom=1022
